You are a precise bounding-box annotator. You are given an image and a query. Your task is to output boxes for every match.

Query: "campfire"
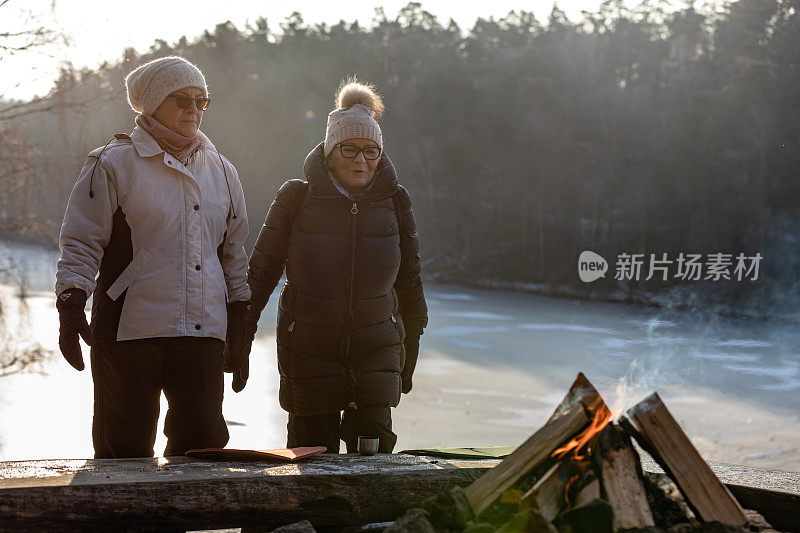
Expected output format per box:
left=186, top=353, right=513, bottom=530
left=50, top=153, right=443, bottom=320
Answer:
left=388, top=373, right=776, bottom=532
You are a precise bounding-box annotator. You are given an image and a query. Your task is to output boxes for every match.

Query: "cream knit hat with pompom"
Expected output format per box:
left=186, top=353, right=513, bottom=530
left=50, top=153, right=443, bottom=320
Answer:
left=324, top=79, right=384, bottom=157
left=125, top=56, right=207, bottom=115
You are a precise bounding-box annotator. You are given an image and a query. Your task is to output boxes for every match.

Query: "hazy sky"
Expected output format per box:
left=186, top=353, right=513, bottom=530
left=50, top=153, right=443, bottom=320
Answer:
left=1, top=0, right=657, bottom=101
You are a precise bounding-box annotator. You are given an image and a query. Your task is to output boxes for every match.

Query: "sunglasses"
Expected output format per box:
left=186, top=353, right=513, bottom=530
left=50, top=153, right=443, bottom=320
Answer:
left=167, top=94, right=211, bottom=111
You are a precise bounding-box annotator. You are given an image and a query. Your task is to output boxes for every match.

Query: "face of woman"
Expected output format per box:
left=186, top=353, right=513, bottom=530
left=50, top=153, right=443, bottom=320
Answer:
left=327, top=138, right=381, bottom=195
left=152, top=86, right=205, bottom=137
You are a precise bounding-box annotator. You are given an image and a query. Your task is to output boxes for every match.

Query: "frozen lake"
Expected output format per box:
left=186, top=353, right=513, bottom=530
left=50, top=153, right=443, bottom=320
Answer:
left=1, top=240, right=798, bottom=470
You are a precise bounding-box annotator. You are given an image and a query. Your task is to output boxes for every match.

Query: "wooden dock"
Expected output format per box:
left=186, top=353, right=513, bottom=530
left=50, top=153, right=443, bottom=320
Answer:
left=0, top=454, right=492, bottom=532
left=0, top=454, right=798, bottom=532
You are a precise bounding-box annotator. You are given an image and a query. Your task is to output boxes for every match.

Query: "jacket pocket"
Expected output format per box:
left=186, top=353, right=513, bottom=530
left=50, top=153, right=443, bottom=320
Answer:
left=106, top=248, right=154, bottom=301
left=390, top=313, right=405, bottom=343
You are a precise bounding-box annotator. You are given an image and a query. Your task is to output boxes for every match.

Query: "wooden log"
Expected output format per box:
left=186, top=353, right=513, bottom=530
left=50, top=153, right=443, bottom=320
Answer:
left=596, top=422, right=655, bottom=529
left=640, top=454, right=800, bottom=533
left=626, top=393, right=748, bottom=526
left=0, top=455, right=495, bottom=532
left=547, top=372, right=611, bottom=424
left=573, top=479, right=600, bottom=508
left=520, top=459, right=579, bottom=521
left=464, top=405, right=590, bottom=516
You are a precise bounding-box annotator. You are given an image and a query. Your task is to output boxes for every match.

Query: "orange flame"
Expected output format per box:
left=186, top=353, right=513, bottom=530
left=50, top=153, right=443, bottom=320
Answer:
left=551, top=407, right=613, bottom=462
left=564, top=472, right=581, bottom=506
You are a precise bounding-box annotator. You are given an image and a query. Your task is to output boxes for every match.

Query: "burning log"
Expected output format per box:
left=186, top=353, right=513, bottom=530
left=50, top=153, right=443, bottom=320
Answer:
left=387, top=374, right=784, bottom=532
left=465, top=372, right=611, bottom=516
left=520, top=459, right=579, bottom=521
left=463, top=404, right=590, bottom=516
left=596, top=422, right=655, bottom=529
left=547, top=372, right=611, bottom=424
left=625, top=392, right=749, bottom=527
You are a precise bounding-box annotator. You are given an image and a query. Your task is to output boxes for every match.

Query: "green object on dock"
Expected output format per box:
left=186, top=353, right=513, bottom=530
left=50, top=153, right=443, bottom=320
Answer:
left=400, top=446, right=517, bottom=459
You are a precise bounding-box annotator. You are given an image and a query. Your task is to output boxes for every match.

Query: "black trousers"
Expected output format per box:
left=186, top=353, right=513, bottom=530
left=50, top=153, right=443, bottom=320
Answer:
left=90, top=337, right=229, bottom=458
left=287, top=405, right=397, bottom=454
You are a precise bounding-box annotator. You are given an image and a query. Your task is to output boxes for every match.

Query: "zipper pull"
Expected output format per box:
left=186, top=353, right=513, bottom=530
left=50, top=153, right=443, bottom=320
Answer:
left=390, top=314, right=397, bottom=323
left=288, top=321, right=295, bottom=332
left=351, top=203, right=358, bottom=215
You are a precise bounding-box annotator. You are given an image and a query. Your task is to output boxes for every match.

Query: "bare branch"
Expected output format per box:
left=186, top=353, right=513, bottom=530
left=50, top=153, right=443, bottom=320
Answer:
left=0, top=91, right=117, bottom=121
left=0, top=29, right=49, bottom=38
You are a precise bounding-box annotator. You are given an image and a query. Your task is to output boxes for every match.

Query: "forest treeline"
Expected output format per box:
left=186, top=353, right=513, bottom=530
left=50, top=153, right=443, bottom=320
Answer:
left=2, top=0, right=798, bottom=316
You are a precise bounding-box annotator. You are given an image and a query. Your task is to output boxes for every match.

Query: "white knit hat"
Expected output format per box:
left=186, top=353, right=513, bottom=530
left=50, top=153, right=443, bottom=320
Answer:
left=324, top=81, right=384, bottom=157
left=125, top=56, right=207, bottom=115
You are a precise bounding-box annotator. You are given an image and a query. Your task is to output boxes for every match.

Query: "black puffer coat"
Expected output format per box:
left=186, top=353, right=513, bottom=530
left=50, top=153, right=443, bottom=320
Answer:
left=248, top=143, right=427, bottom=416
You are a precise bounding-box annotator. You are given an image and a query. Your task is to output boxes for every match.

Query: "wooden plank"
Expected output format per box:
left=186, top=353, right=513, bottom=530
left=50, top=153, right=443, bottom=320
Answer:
left=725, top=484, right=800, bottom=533
left=596, top=423, right=654, bottom=529
left=0, top=455, right=496, bottom=531
left=640, top=455, right=799, bottom=533
left=626, top=393, right=748, bottom=526
left=1, top=454, right=798, bottom=531
left=521, top=459, right=578, bottom=521
left=464, top=405, right=590, bottom=516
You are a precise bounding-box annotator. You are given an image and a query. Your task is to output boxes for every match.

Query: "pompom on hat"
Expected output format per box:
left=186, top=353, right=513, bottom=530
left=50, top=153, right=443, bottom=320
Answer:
left=324, top=79, right=384, bottom=157
left=125, top=56, right=207, bottom=115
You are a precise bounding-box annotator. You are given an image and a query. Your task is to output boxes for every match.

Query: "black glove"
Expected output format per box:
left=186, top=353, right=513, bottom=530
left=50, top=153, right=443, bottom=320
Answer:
left=55, top=288, right=94, bottom=371
left=232, top=355, right=249, bottom=394
left=401, top=334, right=420, bottom=394
left=223, top=300, right=257, bottom=392
left=400, top=316, right=426, bottom=394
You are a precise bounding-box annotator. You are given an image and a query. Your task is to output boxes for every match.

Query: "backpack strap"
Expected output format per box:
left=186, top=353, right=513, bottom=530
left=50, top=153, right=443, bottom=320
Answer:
left=88, top=133, right=132, bottom=199
left=288, top=181, right=311, bottom=230
left=391, top=190, right=404, bottom=233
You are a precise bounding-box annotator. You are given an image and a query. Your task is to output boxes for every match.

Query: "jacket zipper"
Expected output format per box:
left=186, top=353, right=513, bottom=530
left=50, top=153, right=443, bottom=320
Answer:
left=347, top=202, right=358, bottom=326
left=346, top=201, right=358, bottom=409
left=288, top=283, right=297, bottom=339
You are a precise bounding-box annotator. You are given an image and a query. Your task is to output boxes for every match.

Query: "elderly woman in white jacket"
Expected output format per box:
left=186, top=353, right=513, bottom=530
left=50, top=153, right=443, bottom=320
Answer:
left=55, top=56, right=254, bottom=458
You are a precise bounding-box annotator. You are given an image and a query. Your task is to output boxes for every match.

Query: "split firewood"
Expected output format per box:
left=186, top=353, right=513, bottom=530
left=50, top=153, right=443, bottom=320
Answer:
left=464, top=404, right=590, bottom=515
left=596, top=422, right=655, bottom=529
left=520, top=459, right=579, bottom=521
left=547, top=372, right=612, bottom=424
left=641, top=470, right=695, bottom=526
left=573, top=477, right=600, bottom=508
left=626, top=393, right=748, bottom=526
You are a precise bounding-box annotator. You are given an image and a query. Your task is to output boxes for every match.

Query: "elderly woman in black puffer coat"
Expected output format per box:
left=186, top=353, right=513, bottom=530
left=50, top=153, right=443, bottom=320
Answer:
left=245, top=79, right=427, bottom=453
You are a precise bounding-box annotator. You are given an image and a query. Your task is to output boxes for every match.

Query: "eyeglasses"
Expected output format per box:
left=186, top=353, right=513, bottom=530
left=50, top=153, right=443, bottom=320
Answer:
left=337, top=143, right=381, bottom=160
left=167, top=94, right=211, bottom=111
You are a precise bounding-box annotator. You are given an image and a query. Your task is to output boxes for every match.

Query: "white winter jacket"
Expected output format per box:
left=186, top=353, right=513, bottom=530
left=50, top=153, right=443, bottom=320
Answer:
left=56, top=126, right=250, bottom=342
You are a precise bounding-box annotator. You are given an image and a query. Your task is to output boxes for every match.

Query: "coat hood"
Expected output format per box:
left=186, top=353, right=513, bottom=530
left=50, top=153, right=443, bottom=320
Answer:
left=303, top=142, right=399, bottom=200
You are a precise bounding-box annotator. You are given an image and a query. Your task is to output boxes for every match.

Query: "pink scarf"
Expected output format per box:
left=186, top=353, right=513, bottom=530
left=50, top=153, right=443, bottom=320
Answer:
left=135, top=114, right=202, bottom=163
